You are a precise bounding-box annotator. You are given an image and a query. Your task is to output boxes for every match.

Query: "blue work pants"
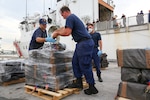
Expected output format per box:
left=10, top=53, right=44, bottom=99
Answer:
left=72, top=39, right=95, bottom=84
left=92, top=48, right=101, bottom=77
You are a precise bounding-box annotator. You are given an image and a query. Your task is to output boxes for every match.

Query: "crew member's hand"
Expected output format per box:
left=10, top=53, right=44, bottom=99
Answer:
left=52, top=31, right=58, bottom=39
left=45, top=37, right=56, bottom=42
left=97, top=50, right=102, bottom=57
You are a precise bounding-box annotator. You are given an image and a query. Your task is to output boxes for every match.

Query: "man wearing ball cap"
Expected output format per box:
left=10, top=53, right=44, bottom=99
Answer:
left=29, top=18, right=56, bottom=50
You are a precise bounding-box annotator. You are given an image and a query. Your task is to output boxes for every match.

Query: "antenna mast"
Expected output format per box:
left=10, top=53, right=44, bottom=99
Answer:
left=43, top=0, right=45, bottom=15
left=0, top=37, right=2, bottom=49
left=92, top=0, right=95, bottom=22
left=25, top=0, right=27, bottom=20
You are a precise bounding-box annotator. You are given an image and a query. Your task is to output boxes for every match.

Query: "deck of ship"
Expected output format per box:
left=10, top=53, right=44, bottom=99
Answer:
left=0, top=61, right=121, bottom=100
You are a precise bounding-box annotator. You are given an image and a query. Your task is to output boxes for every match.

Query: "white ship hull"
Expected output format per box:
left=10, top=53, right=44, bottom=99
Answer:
left=13, top=0, right=150, bottom=59
left=102, top=25, right=150, bottom=59
left=14, top=24, right=150, bottom=59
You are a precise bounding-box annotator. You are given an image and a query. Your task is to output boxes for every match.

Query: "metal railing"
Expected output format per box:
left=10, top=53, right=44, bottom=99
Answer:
left=95, top=13, right=149, bottom=31
left=102, top=0, right=115, bottom=7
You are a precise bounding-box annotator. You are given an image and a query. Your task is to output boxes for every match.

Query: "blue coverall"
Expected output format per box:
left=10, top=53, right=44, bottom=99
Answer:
left=90, top=32, right=102, bottom=77
left=65, top=14, right=95, bottom=85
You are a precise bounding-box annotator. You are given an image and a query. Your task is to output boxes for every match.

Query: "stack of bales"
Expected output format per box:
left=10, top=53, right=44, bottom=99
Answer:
left=116, top=49, right=150, bottom=100
left=0, top=60, right=25, bottom=82
left=25, top=46, right=74, bottom=91
left=100, top=53, right=109, bottom=68
left=92, top=53, right=109, bottom=69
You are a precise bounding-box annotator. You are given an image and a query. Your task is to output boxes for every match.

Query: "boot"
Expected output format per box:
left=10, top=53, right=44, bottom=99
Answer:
left=98, top=74, right=103, bottom=82
left=67, top=78, right=83, bottom=90
left=84, top=84, right=98, bottom=95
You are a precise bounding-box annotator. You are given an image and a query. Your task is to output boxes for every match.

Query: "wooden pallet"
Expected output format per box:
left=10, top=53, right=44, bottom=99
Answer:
left=114, top=96, right=131, bottom=100
left=24, top=82, right=88, bottom=100
left=117, top=97, right=131, bottom=100
left=1, top=78, right=25, bottom=86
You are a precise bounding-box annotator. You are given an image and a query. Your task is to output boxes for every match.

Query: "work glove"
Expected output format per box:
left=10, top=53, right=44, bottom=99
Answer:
left=97, top=50, right=102, bottom=57
left=45, top=37, right=56, bottom=42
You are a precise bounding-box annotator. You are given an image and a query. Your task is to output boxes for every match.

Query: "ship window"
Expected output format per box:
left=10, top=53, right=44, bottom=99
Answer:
left=57, top=0, right=61, bottom=2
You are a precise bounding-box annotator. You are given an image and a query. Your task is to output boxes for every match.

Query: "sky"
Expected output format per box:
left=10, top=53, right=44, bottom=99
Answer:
left=113, top=0, right=149, bottom=17
left=0, top=0, right=149, bottom=50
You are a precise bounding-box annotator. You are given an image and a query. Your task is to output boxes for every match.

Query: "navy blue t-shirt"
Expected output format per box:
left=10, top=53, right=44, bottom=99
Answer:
left=90, top=32, right=101, bottom=48
left=29, top=27, right=47, bottom=50
left=65, top=14, right=91, bottom=42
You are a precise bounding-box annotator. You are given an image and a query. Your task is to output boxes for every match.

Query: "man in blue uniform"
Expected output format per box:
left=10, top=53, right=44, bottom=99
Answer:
left=52, top=6, right=98, bottom=95
left=29, top=18, right=56, bottom=50
left=87, top=23, right=103, bottom=82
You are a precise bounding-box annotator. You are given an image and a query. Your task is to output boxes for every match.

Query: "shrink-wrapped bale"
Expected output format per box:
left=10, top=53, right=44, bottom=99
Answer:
left=29, top=49, right=73, bottom=64
left=0, top=60, right=25, bottom=82
left=117, top=49, right=150, bottom=69
left=25, top=71, right=73, bottom=91
left=100, top=53, right=109, bottom=68
left=25, top=62, right=72, bottom=76
left=141, top=69, right=150, bottom=84
left=121, top=67, right=142, bottom=83
left=117, top=82, right=150, bottom=100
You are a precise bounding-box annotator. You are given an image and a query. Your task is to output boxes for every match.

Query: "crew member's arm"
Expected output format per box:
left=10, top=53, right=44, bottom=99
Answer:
left=98, top=40, right=102, bottom=50
left=52, top=27, right=72, bottom=38
left=36, top=37, right=46, bottom=43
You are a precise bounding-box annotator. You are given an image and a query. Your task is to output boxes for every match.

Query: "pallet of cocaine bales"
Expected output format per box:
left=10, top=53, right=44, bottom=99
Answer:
left=0, top=60, right=25, bottom=86
left=24, top=81, right=88, bottom=100
left=24, top=48, right=88, bottom=100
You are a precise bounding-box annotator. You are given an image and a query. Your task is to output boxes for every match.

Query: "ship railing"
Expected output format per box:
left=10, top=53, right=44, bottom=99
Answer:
left=102, top=0, right=115, bottom=8
left=95, top=13, right=149, bottom=33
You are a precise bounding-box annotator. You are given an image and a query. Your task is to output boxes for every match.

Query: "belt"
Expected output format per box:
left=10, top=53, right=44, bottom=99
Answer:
left=77, top=38, right=91, bottom=43
left=94, top=45, right=98, bottom=48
